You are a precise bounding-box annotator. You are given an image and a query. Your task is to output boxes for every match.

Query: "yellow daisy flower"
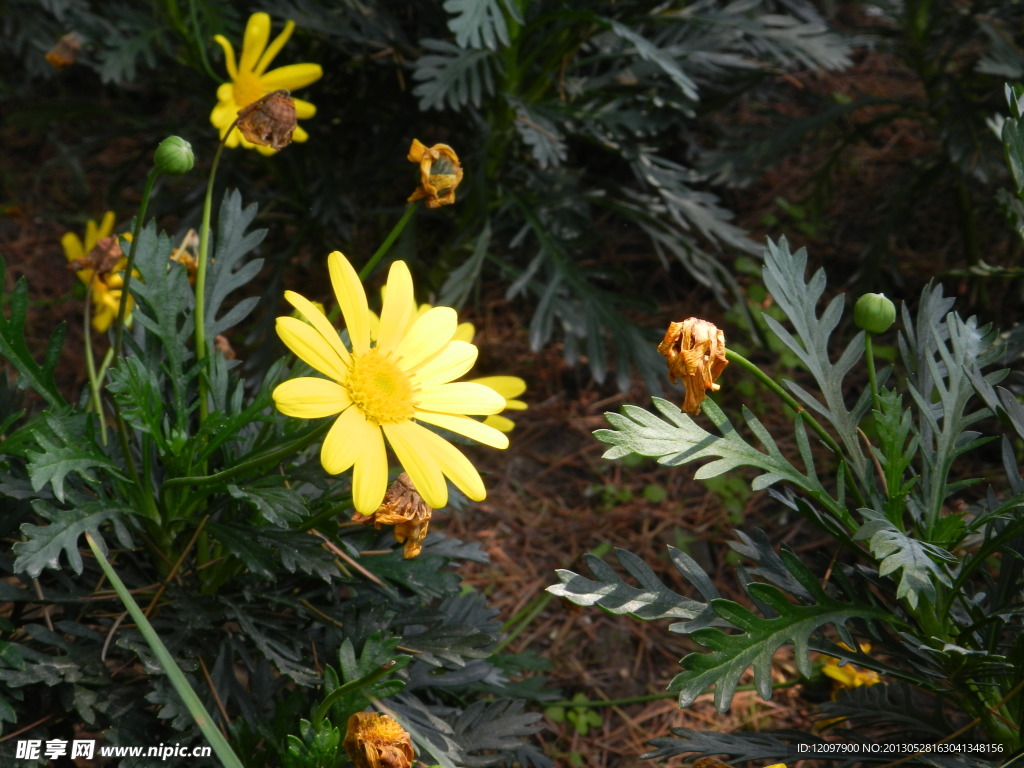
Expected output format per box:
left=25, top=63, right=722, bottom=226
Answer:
left=61, top=212, right=133, bottom=333
left=210, top=12, right=322, bottom=155
left=273, top=252, right=509, bottom=514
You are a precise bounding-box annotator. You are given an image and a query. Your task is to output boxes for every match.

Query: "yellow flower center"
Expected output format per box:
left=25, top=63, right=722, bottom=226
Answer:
left=233, top=71, right=264, bottom=110
left=345, top=348, right=416, bottom=424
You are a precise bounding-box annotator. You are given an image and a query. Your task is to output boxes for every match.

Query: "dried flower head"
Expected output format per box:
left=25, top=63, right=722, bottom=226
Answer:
left=658, top=317, right=728, bottom=415
left=169, top=229, right=201, bottom=282
left=236, top=89, right=297, bottom=151
left=46, top=32, right=83, bottom=69
left=343, top=712, right=414, bottom=768
left=354, top=473, right=432, bottom=558
left=407, top=139, right=463, bottom=208
left=66, top=235, right=123, bottom=275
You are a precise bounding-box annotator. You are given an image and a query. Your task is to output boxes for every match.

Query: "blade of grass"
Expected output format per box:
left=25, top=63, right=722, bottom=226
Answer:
left=85, top=533, right=244, bottom=768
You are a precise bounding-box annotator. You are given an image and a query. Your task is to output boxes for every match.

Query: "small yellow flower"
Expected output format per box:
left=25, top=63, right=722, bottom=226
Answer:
left=343, top=712, right=414, bottom=768
left=821, top=643, right=881, bottom=690
left=273, top=252, right=509, bottom=514
left=407, top=139, right=464, bottom=208
left=61, top=212, right=133, bottom=332
left=356, top=473, right=432, bottom=559
left=210, top=12, right=322, bottom=155
left=658, top=317, right=728, bottom=415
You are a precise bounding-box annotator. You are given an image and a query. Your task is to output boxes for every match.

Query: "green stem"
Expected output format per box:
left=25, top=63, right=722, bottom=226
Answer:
left=725, top=349, right=843, bottom=456
left=194, top=135, right=230, bottom=423
left=112, top=168, right=160, bottom=362
left=864, top=333, right=881, bottom=414
left=359, top=203, right=416, bottom=281
left=86, top=534, right=244, bottom=768
left=311, top=662, right=399, bottom=728
left=82, top=284, right=107, bottom=445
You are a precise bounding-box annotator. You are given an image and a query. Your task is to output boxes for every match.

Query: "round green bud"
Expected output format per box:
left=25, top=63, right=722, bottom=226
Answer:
left=153, top=136, right=194, bottom=175
left=854, top=292, right=896, bottom=334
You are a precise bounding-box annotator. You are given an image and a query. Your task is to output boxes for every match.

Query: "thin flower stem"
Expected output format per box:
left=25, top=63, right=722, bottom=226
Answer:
left=112, top=168, right=160, bottom=362
left=725, top=348, right=843, bottom=456
left=82, top=281, right=107, bottom=445
left=359, top=203, right=416, bottom=281
left=86, top=534, right=244, bottom=768
left=194, top=129, right=232, bottom=422
left=865, top=333, right=881, bottom=413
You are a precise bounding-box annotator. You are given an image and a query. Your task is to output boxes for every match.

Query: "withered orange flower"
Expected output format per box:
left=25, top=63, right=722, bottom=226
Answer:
left=46, top=32, right=82, bottom=69
left=658, top=317, right=728, bottom=415
left=343, top=712, right=414, bottom=768
left=407, top=139, right=463, bottom=208
left=354, top=473, right=432, bottom=559
left=236, top=90, right=297, bottom=152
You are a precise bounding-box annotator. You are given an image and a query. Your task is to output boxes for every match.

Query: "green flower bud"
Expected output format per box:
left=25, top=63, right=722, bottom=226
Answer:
left=854, top=292, right=896, bottom=334
left=153, top=136, right=194, bottom=175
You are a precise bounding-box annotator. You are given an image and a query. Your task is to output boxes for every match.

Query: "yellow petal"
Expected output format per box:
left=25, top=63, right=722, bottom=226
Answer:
left=255, top=18, right=294, bottom=75
left=61, top=232, right=84, bottom=263
left=213, top=34, right=238, bottom=79
left=393, top=307, right=457, bottom=370
left=383, top=421, right=448, bottom=509
left=376, top=261, right=415, bottom=352
left=320, top=405, right=367, bottom=474
left=472, top=375, right=526, bottom=400
left=351, top=425, right=389, bottom=513
left=413, top=411, right=509, bottom=449
left=275, top=316, right=349, bottom=382
left=483, top=414, right=516, bottom=432
left=284, top=290, right=351, bottom=366
left=239, top=12, right=271, bottom=74
left=97, top=211, right=116, bottom=240
left=410, top=340, right=478, bottom=388
left=424, top=428, right=488, bottom=501
left=416, top=382, right=505, bottom=415
left=262, top=63, right=323, bottom=92
left=293, top=98, right=316, bottom=119
left=328, top=251, right=371, bottom=354
left=273, top=377, right=350, bottom=419
left=452, top=321, right=475, bottom=343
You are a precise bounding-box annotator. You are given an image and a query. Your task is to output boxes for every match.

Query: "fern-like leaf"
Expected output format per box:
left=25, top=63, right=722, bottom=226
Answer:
left=443, top=0, right=521, bottom=50
left=853, top=510, right=954, bottom=609
left=670, top=585, right=893, bottom=711
left=413, top=39, right=500, bottom=111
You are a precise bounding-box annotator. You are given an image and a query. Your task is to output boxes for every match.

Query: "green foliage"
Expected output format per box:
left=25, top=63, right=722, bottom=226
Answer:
left=551, top=229, right=1024, bottom=760
left=702, top=1, right=1024, bottom=290
left=0, top=189, right=551, bottom=767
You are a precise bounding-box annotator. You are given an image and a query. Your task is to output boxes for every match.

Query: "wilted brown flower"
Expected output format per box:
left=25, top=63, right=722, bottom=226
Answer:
left=343, top=712, right=414, bottom=768
left=658, top=317, right=728, bottom=415
left=406, top=139, right=463, bottom=208
left=66, top=235, right=123, bottom=275
left=46, top=32, right=83, bottom=69
left=354, top=473, right=432, bottom=558
left=236, top=90, right=296, bottom=151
